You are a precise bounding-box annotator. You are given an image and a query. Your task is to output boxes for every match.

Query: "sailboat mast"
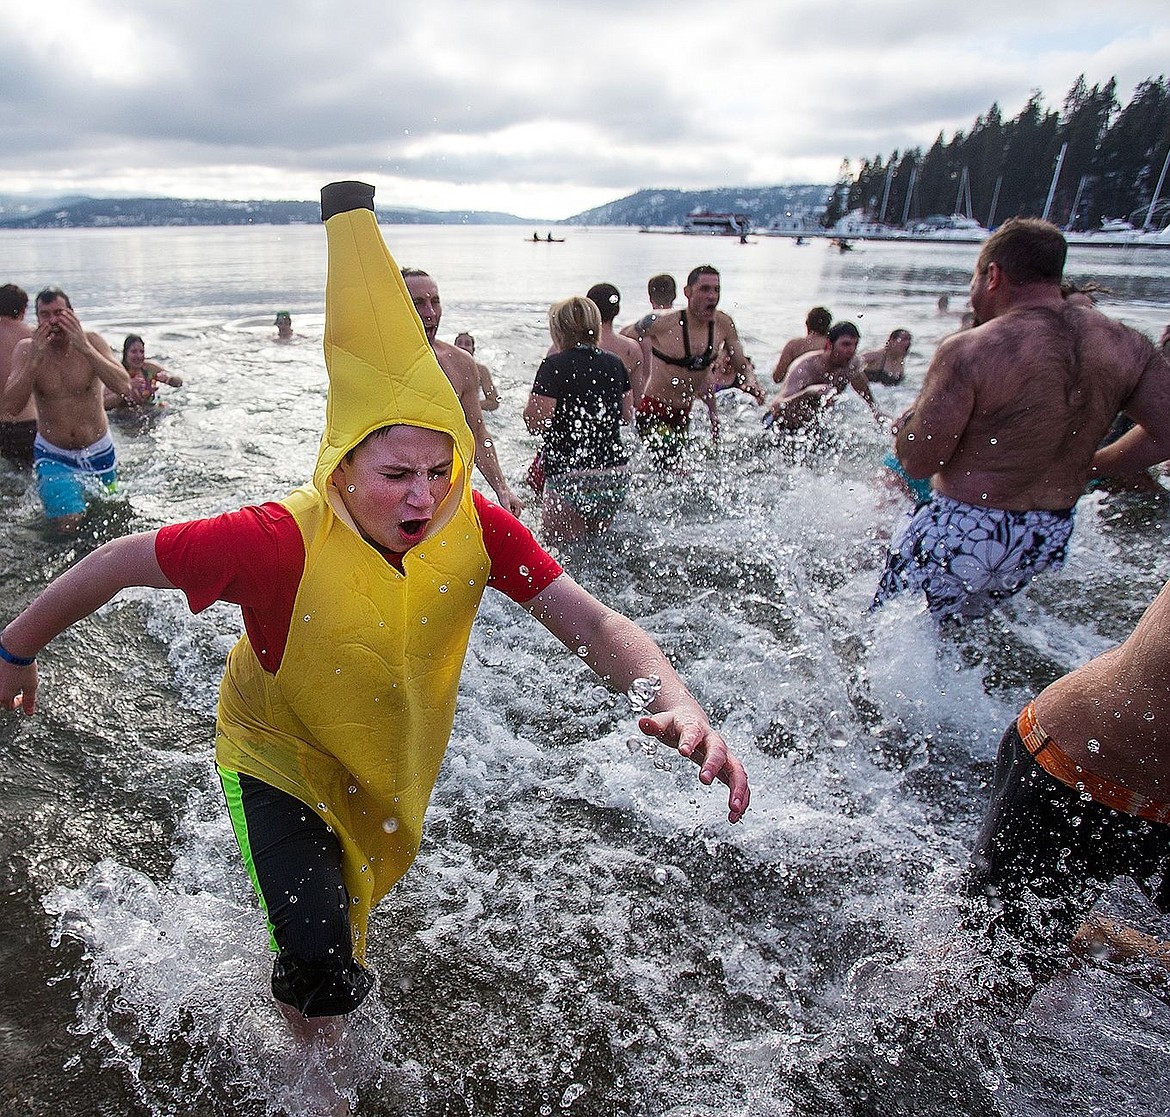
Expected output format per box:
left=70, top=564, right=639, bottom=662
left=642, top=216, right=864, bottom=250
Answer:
left=1042, top=143, right=1067, bottom=223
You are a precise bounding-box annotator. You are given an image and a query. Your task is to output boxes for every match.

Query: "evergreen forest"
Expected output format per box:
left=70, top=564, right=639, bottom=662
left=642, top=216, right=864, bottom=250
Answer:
left=827, top=75, right=1170, bottom=231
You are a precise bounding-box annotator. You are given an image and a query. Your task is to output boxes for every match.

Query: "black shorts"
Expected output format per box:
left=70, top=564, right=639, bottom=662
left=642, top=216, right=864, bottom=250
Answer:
left=967, top=721, right=1170, bottom=961
left=220, top=769, right=374, bottom=1016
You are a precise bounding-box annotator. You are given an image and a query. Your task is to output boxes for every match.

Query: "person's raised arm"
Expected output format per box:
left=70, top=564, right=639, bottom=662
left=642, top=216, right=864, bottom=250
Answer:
left=521, top=574, right=750, bottom=823
left=63, top=314, right=131, bottom=396
left=146, top=360, right=184, bottom=388
left=1, top=532, right=175, bottom=715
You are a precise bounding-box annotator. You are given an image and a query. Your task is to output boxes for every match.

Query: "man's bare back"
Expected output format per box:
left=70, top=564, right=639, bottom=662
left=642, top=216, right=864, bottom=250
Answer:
left=898, top=303, right=1170, bottom=511
left=771, top=334, right=826, bottom=383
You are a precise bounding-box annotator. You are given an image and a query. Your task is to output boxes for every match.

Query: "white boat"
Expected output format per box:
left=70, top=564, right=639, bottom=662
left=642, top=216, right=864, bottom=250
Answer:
left=906, top=214, right=990, bottom=241
left=681, top=211, right=753, bottom=236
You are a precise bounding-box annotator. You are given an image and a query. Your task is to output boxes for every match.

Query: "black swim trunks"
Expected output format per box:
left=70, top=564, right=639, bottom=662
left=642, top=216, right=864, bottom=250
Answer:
left=966, top=718, right=1170, bottom=968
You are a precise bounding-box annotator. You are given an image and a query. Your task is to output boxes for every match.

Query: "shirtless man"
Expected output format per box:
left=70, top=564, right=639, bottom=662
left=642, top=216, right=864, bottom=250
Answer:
left=766, top=322, right=883, bottom=431
left=453, top=332, right=500, bottom=412
left=3, top=287, right=131, bottom=530
left=621, top=273, right=676, bottom=393
left=401, top=269, right=523, bottom=515
left=635, top=265, right=758, bottom=467
left=771, top=306, right=832, bottom=383
left=586, top=283, right=645, bottom=401
left=873, top=218, right=1170, bottom=620
left=968, top=575, right=1170, bottom=975
left=0, top=284, right=35, bottom=468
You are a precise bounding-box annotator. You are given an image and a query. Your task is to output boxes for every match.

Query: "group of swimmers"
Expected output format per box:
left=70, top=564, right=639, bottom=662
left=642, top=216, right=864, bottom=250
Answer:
left=3, top=200, right=1170, bottom=1113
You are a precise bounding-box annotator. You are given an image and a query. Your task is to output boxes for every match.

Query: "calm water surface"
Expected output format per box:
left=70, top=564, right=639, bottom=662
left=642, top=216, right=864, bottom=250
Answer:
left=2, top=225, right=1170, bottom=1116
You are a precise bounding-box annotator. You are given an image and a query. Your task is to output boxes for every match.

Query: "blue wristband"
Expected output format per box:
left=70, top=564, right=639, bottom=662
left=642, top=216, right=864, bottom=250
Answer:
left=0, top=639, right=35, bottom=667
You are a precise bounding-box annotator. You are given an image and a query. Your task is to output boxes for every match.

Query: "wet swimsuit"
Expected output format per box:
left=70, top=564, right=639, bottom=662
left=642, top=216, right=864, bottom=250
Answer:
left=865, top=351, right=903, bottom=387
left=33, top=432, right=118, bottom=518
left=881, top=451, right=931, bottom=505
left=545, top=468, right=629, bottom=523
left=635, top=395, right=691, bottom=469
left=967, top=704, right=1170, bottom=969
left=651, top=312, right=716, bottom=372
left=872, top=492, right=1074, bottom=619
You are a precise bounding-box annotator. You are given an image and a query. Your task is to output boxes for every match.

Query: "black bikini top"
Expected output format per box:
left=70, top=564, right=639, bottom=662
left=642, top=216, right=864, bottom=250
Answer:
left=651, top=311, right=716, bottom=371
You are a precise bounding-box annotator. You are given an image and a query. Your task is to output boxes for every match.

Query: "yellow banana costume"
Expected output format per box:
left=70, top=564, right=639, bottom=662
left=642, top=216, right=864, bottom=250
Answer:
left=216, top=181, right=489, bottom=957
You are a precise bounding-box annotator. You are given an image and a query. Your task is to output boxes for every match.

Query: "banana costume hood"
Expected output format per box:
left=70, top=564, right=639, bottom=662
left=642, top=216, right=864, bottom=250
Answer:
left=215, top=180, right=490, bottom=957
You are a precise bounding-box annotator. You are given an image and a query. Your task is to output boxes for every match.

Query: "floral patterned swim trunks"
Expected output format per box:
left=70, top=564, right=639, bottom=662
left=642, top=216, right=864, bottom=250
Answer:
left=871, top=492, right=1075, bottom=619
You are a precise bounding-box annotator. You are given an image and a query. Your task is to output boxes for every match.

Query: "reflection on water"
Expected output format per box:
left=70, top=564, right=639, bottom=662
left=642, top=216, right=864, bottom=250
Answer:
left=1, top=228, right=1169, bottom=1115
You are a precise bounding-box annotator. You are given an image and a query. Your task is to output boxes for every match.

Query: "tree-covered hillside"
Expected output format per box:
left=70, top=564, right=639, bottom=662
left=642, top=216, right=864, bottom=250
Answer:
left=829, top=75, right=1170, bottom=231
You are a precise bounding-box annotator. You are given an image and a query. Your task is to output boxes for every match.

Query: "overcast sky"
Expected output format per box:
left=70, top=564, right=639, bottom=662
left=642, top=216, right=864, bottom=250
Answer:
left=1, top=0, right=1166, bottom=220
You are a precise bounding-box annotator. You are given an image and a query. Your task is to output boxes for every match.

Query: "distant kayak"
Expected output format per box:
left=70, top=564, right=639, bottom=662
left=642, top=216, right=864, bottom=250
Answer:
left=528, top=236, right=565, bottom=243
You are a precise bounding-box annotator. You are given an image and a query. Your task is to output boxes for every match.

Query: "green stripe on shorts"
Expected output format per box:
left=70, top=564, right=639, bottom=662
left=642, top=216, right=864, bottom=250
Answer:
left=218, top=766, right=279, bottom=952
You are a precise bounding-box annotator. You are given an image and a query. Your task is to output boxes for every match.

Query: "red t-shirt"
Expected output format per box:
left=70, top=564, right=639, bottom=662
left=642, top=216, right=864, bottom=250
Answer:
left=155, top=491, right=562, bottom=673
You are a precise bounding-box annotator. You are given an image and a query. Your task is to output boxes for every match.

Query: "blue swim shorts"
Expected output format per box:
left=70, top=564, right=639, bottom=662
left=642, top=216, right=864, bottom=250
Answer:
left=872, top=492, right=1075, bottom=619
left=33, top=433, right=119, bottom=518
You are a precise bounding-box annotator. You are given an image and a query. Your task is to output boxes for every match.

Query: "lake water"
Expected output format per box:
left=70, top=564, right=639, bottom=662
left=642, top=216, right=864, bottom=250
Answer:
left=2, top=224, right=1170, bottom=1117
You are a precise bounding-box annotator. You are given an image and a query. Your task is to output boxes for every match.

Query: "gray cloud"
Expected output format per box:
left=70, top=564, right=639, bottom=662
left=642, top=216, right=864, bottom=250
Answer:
left=0, top=0, right=1166, bottom=217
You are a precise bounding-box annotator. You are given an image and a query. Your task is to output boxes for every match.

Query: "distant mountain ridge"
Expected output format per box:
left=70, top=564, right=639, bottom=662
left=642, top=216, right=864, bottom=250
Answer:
left=568, top=186, right=830, bottom=227
left=0, top=185, right=832, bottom=229
left=0, top=196, right=535, bottom=229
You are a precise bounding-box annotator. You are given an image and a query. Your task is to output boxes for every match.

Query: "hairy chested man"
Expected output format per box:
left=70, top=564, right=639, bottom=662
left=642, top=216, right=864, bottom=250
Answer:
left=3, top=287, right=130, bottom=529
left=635, top=265, right=760, bottom=467
left=0, top=284, right=35, bottom=468
left=873, top=218, right=1170, bottom=619
left=402, top=270, right=523, bottom=516
left=770, top=306, right=832, bottom=383
left=766, top=321, right=884, bottom=432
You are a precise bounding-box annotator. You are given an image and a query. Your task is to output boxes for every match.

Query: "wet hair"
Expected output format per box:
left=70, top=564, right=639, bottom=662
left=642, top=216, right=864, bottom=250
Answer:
left=686, top=264, right=719, bottom=287
left=0, top=283, right=28, bottom=319
left=586, top=282, right=620, bottom=324
left=121, top=334, right=145, bottom=366
left=647, top=274, right=676, bottom=306
left=35, top=286, right=72, bottom=310
left=976, top=218, right=1067, bottom=285
left=806, top=306, right=832, bottom=334
left=400, top=267, right=431, bottom=280
left=548, top=296, right=601, bottom=351
left=827, top=322, right=860, bottom=343
left=889, top=328, right=911, bottom=344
